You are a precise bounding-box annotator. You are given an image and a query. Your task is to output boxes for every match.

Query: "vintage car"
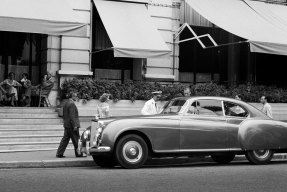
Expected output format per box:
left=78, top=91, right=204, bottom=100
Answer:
left=79, top=96, right=287, bottom=169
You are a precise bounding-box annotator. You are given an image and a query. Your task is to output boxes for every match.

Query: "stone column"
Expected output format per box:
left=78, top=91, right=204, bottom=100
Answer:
left=144, top=0, right=181, bottom=81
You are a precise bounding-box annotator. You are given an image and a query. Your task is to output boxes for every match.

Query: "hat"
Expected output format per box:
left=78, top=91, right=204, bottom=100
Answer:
left=152, top=91, right=162, bottom=95
left=99, top=93, right=110, bottom=102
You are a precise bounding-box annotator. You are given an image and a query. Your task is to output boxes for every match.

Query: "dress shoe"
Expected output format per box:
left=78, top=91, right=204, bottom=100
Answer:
left=56, top=154, right=66, bottom=158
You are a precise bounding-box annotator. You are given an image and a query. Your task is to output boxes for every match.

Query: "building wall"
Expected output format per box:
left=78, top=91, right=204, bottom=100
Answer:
left=46, top=0, right=91, bottom=105
left=47, top=0, right=181, bottom=105
left=146, top=0, right=181, bottom=81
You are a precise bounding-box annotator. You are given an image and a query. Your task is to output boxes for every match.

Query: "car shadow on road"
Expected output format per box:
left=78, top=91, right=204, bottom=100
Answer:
left=83, top=157, right=287, bottom=170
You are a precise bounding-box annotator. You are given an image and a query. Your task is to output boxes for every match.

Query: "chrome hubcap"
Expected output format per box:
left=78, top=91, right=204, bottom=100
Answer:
left=122, top=141, right=143, bottom=163
left=254, top=149, right=270, bottom=159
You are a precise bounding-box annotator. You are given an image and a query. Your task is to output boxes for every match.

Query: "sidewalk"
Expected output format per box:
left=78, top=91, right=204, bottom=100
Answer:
left=0, top=149, right=95, bottom=169
left=0, top=150, right=286, bottom=169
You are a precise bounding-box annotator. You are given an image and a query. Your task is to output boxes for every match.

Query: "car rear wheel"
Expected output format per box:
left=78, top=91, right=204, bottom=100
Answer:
left=245, top=149, right=274, bottom=165
left=92, top=155, right=116, bottom=168
left=115, top=134, right=148, bottom=169
left=211, top=152, right=235, bottom=164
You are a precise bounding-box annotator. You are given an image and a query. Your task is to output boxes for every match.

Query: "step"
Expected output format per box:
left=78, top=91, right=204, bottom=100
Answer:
left=0, top=143, right=82, bottom=152
left=0, top=118, right=63, bottom=125
left=0, top=124, right=90, bottom=130
left=0, top=135, right=63, bottom=143
left=0, top=128, right=86, bottom=136
left=0, top=142, right=75, bottom=152
left=0, top=125, right=64, bottom=129
left=0, top=113, right=59, bottom=118
left=0, top=107, right=56, bottom=113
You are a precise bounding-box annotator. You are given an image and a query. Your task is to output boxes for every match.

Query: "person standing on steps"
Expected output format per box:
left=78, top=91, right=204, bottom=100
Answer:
left=56, top=91, right=84, bottom=158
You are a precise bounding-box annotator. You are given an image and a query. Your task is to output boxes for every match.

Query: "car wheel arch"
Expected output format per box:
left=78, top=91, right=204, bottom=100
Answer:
left=114, top=130, right=154, bottom=155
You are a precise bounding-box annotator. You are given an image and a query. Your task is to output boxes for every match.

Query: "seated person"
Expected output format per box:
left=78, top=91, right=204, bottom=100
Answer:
left=20, top=73, right=32, bottom=107
left=0, top=72, right=22, bottom=106
left=0, top=86, right=6, bottom=106
left=187, top=101, right=199, bottom=114
left=41, top=73, right=54, bottom=91
left=31, top=73, right=54, bottom=106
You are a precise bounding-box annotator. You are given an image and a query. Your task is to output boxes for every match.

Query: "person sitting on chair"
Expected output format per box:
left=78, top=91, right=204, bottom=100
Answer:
left=0, top=72, right=22, bottom=106
left=188, top=101, right=200, bottom=115
left=41, top=73, right=54, bottom=90
left=38, top=73, right=54, bottom=107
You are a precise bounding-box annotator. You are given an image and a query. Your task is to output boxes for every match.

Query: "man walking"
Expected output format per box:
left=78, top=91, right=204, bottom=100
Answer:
left=56, top=92, right=83, bottom=158
left=260, top=95, right=273, bottom=118
left=141, top=91, right=162, bottom=115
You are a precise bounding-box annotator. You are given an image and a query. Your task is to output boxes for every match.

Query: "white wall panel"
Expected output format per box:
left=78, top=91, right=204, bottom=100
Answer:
left=47, top=49, right=60, bottom=63
left=47, top=36, right=61, bottom=49
left=146, top=67, right=174, bottom=75
left=62, top=37, right=90, bottom=50
left=61, top=50, right=89, bottom=64
left=147, top=58, right=173, bottom=68
left=61, top=63, right=90, bottom=71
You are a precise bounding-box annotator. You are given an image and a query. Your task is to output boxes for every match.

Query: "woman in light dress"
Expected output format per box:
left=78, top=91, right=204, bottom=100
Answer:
left=97, top=93, right=111, bottom=118
left=0, top=72, right=22, bottom=106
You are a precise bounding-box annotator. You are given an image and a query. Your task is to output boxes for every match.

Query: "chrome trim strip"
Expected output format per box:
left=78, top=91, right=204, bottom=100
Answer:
left=89, top=146, right=111, bottom=153
left=154, top=148, right=242, bottom=153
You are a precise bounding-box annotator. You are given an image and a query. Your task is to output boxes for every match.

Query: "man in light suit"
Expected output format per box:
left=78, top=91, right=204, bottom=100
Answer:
left=141, top=91, right=162, bottom=115
left=56, top=92, right=84, bottom=158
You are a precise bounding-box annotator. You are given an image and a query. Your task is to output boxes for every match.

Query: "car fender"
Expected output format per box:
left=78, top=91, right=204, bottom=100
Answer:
left=100, top=119, right=154, bottom=152
left=238, top=119, right=287, bottom=150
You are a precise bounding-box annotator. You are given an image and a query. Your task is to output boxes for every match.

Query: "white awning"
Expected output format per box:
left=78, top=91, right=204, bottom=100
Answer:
left=0, top=0, right=88, bottom=36
left=93, top=0, right=171, bottom=58
left=185, top=0, right=287, bottom=56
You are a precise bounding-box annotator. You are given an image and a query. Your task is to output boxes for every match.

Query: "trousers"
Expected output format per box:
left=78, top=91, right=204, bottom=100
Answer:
left=56, top=128, right=81, bottom=156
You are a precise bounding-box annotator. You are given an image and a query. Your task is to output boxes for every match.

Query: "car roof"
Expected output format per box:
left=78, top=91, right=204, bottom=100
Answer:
left=173, top=96, right=267, bottom=118
left=175, top=96, right=239, bottom=102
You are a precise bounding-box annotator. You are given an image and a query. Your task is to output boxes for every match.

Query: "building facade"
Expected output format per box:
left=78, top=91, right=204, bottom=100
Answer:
left=1, top=0, right=287, bottom=106
left=178, top=0, right=287, bottom=85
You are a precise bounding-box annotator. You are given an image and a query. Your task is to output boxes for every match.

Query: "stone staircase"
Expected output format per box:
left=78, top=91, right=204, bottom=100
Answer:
left=0, top=107, right=89, bottom=153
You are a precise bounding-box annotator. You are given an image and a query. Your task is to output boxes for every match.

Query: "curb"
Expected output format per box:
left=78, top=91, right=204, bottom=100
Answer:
left=0, top=159, right=96, bottom=169
left=1, top=154, right=286, bottom=169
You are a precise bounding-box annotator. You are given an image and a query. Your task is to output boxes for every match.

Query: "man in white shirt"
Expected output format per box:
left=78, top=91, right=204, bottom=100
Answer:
left=141, top=91, right=162, bottom=115
left=260, top=96, right=273, bottom=118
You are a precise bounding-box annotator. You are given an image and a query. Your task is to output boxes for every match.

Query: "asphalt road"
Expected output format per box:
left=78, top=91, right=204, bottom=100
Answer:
left=1, top=161, right=287, bottom=192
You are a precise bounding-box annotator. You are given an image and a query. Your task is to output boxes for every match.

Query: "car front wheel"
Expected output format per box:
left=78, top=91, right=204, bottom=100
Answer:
left=115, top=134, right=148, bottom=169
left=245, top=149, right=274, bottom=165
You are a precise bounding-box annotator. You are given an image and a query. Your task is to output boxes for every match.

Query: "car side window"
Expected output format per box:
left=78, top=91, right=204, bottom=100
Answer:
left=187, top=99, right=223, bottom=116
left=224, top=102, right=248, bottom=118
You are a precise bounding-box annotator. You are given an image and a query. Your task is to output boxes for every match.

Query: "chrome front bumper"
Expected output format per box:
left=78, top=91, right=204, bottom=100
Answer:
left=90, top=146, right=111, bottom=153
left=79, top=140, right=111, bottom=155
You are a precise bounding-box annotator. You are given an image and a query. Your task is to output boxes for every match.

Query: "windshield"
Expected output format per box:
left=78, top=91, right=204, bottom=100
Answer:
left=161, top=99, right=187, bottom=114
